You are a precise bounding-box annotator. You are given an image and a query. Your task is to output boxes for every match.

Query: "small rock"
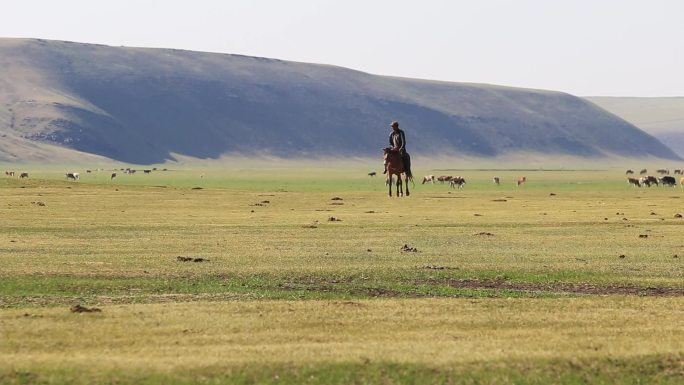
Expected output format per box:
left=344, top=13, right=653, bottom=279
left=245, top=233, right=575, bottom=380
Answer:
left=675, top=213, right=682, bottom=218
left=402, top=244, right=418, bottom=252
left=331, top=197, right=343, bottom=201
left=619, top=255, right=626, bottom=259
left=638, top=234, right=648, bottom=238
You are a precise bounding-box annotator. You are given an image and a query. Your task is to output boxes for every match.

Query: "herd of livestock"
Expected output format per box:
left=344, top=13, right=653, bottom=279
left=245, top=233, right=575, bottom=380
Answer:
left=4, top=167, right=163, bottom=181
left=416, top=174, right=526, bottom=189
left=4, top=168, right=684, bottom=188
left=625, top=168, right=684, bottom=187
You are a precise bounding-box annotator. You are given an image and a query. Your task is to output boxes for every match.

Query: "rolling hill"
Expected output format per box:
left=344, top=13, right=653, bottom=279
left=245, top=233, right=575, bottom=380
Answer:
left=0, top=38, right=679, bottom=164
left=584, top=97, right=684, bottom=157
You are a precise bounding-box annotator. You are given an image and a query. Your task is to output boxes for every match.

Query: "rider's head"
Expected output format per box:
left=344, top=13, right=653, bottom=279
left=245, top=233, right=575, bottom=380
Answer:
left=390, top=121, right=399, bottom=129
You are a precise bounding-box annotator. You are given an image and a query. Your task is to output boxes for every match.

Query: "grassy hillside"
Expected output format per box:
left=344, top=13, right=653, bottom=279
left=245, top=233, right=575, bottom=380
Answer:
left=586, top=96, right=684, bottom=157
left=1, top=38, right=680, bottom=164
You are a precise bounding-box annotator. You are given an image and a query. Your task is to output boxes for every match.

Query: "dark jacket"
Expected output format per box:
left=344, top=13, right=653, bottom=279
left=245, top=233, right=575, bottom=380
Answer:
left=389, top=128, right=407, bottom=152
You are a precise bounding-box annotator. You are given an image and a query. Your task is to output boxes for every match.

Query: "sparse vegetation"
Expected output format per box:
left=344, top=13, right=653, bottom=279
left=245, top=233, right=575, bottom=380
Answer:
left=0, top=165, right=682, bottom=384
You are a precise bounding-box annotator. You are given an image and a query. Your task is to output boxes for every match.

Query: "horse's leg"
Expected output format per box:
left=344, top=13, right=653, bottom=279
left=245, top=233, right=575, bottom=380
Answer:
left=404, top=173, right=410, bottom=196
left=397, top=175, right=403, bottom=197
left=387, top=174, right=392, bottom=197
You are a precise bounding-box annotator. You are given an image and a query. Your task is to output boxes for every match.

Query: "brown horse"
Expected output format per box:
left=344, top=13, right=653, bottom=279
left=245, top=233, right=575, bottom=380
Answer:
left=383, top=148, right=413, bottom=197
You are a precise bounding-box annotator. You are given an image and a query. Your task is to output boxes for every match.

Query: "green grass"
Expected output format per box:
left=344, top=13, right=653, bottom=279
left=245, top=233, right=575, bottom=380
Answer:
left=0, top=164, right=683, bottom=384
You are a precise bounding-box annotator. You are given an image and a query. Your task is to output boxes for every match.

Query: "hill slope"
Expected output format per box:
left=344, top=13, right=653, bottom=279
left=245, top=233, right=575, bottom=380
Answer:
left=1, top=38, right=679, bottom=164
left=585, top=97, right=684, bottom=157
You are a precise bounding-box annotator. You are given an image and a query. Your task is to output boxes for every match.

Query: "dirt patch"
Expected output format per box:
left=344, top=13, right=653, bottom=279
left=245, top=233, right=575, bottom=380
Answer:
left=435, top=279, right=684, bottom=297
left=177, top=256, right=209, bottom=263
left=70, top=304, right=101, bottom=313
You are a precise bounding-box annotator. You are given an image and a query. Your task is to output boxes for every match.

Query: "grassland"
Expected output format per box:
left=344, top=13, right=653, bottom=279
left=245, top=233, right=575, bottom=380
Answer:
left=1, top=165, right=683, bottom=384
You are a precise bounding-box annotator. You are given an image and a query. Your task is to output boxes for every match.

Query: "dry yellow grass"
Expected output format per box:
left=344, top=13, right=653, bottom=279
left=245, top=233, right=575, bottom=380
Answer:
left=1, top=167, right=683, bottom=383
left=1, top=297, right=682, bottom=372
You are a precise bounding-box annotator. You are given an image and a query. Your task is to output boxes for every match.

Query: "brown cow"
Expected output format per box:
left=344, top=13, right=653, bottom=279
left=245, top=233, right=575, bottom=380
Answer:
left=493, top=176, right=500, bottom=185
left=449, top=176, right=466, bottom=189
left=517, top=176, right=526, bottom=186
left=639, top=169, right=648, bottom=175
left=19, top=172, right=29, bottom=178
left=627, top=177, right=641, bottom=187
left=437, top=175, right=452, bottom=184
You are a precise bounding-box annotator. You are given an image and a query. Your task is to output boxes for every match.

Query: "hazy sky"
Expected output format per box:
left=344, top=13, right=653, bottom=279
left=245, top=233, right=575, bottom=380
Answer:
left=4, top=0, right=683, bottom=96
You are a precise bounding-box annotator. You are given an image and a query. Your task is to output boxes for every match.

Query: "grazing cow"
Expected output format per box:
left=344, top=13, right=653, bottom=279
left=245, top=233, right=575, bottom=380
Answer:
left=493, top=176, right=500, bottom=185
left=19, top=172, right=29, bottom=178
left=517, top=176, right=526, bottom=186
left=659, top=176, right=676, bottom=187
left=5, top=171, right=15, bottom=177
left=437, top=175, right=452, bottom=184
left=422, top=175, right=435, bottom=184
left=144, top=169, right=152, bottom=174
left=656, top=169, right=669, bottom=175
left=627, top=177, right=641, bottom=187
left=449, top=176, right=466, bottom=189
left=368, top=171, right=377, bottom=177
left=639, top=169, right=648, bottom=175
left=86, top=170, right=92, bottom=173
left=111, top=172, right=117, bottom=180
left=65, top=172, right=79, bottom=180
left=673, top=169, right=682, bottom=175
left=639, top=176, right=659, bottom=187
left=625, top=169, right=634, bottom=175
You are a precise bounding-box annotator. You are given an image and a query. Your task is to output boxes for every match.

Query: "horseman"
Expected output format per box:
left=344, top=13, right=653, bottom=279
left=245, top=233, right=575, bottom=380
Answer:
left=384, top=121, right=411, bottom=175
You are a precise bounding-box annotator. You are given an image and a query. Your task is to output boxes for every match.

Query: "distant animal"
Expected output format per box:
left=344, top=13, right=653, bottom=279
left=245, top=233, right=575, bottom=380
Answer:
left=437, top=175, right=452, bottom=184
left=383, top=147, right=413, bottom=197
left=86, top=170, right=92, bottom=173
left=19, top=172, right=29, bottom=178
left=65, top=172, right=79, bottom=180
left=656, top=169, right=669, bottom=175
left=659, top=176, right=676, bottom=187
left=111, top=172, right=117, bottom=180
left=639, top=169, right=648, bottom=175
left=449, top=176, right=466, bottom=189
left=625, top=169, right=634, bottom=175
left=517, top=176, right=526, bottom=186
left=627, top=177, right=641, bottom=187
left=639, top=176, right=658, bottom=187
left=144, top=169, right=152, bottom=174
left=421, top=175, right=435, bottom=184
left=673, top=169, right=682, bottom=175
left=493, top=176, right=500, bottom=185
left=5, top=171, right=15, bottom=177
left=368, top=171, right=377, bottom=177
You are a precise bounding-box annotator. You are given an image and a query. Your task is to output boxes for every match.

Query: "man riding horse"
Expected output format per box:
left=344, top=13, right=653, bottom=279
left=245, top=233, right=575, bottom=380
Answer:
left=384, top=121, right=411, bottom=176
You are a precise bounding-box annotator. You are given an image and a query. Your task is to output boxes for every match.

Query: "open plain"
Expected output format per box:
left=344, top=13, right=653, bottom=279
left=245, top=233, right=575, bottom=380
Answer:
left=1, top=165, right=683, bottom=384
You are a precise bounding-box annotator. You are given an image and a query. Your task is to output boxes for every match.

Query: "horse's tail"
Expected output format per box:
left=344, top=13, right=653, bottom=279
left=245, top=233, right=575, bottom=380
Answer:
left=404, top=153, right=414, bottom=184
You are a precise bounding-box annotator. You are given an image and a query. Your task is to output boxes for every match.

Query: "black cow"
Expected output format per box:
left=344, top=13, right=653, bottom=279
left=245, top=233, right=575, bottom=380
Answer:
left=659, top=176, right=676, bottom=187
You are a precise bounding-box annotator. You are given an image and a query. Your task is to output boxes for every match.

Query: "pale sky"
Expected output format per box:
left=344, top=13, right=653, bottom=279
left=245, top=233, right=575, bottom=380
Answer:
left=4, top=0, right=683, bottom=96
